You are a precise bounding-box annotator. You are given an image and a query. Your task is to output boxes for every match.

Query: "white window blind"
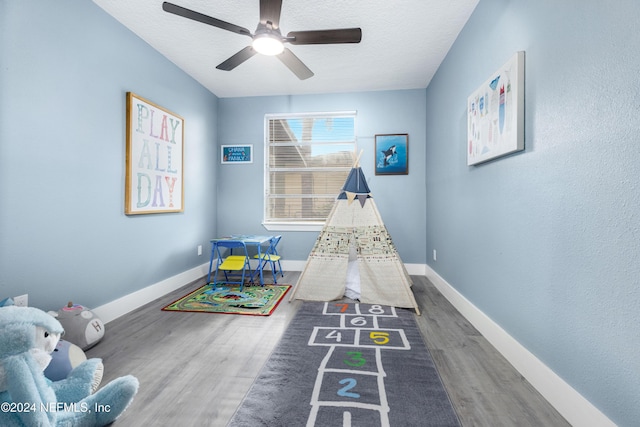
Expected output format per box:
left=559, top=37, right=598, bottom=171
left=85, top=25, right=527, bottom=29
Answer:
left=264, top=111, right=357, bottom=227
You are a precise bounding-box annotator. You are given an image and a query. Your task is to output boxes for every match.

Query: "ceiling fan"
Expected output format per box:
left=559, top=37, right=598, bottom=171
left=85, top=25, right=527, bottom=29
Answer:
left=162, top=0, right=362, bottom=80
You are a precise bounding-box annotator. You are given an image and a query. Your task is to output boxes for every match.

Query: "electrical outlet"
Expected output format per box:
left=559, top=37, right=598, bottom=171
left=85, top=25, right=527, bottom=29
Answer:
left=433, top=249, right=437, bottom=261
left=197, top=245, right=203, bottom=256
left=14, top=294, right=28, bottom=307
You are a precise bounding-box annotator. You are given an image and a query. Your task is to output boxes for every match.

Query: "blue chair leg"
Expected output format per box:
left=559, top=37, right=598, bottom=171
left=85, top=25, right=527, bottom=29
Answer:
left=272, top=267, right=277, bottom=284
left=277, top=259, right=284, bottom=278
left=207, top=244, right=216, bottom=284
left=213, top=261, right=221, bottom=290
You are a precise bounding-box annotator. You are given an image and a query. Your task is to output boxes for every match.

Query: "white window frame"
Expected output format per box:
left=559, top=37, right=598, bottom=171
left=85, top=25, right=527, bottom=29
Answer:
left=263, top=111, right=357, bottom=231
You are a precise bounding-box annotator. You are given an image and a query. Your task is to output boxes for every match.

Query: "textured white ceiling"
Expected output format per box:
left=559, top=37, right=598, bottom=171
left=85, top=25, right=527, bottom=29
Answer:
left=93, top=0, right=479, bottom=98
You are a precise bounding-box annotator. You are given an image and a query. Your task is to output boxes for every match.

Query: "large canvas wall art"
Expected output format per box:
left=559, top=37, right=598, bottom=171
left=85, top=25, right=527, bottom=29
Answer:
left=125, top=92, right=184, bottom=215
left=467, top=51, right=525, bottom=166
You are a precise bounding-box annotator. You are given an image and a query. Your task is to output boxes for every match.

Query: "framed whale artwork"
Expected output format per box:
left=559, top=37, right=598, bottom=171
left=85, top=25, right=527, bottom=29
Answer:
left=375, top=134, right=408, bottom=175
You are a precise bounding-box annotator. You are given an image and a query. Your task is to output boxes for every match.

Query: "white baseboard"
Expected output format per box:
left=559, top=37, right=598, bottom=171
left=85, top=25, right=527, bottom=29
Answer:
left=404, top=263, right=426, bottom=276
left=424, top=265, right=615, bottom=427
left=93, top=262, right=210, bottom=324
left=280, top=259, right=307, bottom=272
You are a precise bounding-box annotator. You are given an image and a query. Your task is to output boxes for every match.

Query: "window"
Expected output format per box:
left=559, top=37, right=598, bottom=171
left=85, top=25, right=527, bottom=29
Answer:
left=264, top=111, right=357, bottom=230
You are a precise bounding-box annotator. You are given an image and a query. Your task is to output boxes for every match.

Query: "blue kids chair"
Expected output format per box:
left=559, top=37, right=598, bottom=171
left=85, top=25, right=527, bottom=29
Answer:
left=209, top=240, right=252, bottom=290
left=253, top=235, right=283, bottom=284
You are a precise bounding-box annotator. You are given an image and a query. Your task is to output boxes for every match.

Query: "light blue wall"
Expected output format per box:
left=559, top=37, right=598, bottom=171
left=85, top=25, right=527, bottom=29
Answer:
left=425, top=0, right=639, bottom=425
left=0, top=0, right=218, bottom=310
left=3, top=0, right=635, bottom=423
left=217, top=90, right=427, bottom=263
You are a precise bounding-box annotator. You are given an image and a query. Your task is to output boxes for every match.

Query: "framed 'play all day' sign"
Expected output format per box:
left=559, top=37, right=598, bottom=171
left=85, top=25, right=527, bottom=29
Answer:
left=125, top=92, right=184, bottom=215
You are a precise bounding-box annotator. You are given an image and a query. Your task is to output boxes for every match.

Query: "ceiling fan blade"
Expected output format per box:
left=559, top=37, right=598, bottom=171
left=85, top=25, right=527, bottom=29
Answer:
left=287, top=28, right=362, bottom=45
left=162, top=2, right=252, bottom=37
left=216, top=46, right=258, bottom=71
left=277, top=48, right=314, bottom=80
left=260, top=0, right=283, bottom=29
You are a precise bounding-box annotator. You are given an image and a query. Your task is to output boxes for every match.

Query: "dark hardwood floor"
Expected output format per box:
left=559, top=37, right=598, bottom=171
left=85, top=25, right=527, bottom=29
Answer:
left=86, top=272, right=570, bottom=426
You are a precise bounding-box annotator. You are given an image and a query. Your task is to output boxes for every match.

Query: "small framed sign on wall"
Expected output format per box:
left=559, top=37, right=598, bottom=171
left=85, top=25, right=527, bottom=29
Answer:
left=125, top=92, right=184, bottom=215
left=221, top=145, right=253, bottom=164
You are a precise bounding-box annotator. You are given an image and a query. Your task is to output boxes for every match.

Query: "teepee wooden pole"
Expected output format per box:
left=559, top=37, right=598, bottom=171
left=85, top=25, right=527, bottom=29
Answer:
left=353, top=149, right=364, bottom=168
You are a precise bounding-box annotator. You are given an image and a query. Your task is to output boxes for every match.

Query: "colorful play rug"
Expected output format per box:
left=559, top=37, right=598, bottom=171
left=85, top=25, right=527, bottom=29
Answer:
left=161, top=283, right=291, bottom=316
left=228, top=302, right=461, bottom=426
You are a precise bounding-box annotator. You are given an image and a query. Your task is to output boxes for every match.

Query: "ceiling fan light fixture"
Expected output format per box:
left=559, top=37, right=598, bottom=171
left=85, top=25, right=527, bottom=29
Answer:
left=252, top=34, right=284, bottom=56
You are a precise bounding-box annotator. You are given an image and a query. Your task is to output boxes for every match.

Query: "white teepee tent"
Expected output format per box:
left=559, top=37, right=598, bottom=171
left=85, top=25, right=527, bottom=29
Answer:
left=290, top=157, right=420, bottom=314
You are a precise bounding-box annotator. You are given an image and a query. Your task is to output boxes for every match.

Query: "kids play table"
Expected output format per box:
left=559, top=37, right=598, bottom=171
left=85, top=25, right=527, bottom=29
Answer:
left=208, top=234, right=274, bottom=287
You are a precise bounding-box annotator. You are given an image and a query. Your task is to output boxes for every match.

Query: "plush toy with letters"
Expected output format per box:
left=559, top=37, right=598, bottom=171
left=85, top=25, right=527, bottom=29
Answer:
left=0, top=306, right=138, bottom=426
left=50, top=303, right=105, bottom=350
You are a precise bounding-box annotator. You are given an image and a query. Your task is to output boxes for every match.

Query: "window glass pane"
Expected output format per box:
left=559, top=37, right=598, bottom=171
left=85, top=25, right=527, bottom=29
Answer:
left=268, top=171, right=350, bottom=195
left=266, top=196, right=337, bottom=222
left=268, top=145, right=355, bottom=169
left=265, top=112, right=356, bottom=226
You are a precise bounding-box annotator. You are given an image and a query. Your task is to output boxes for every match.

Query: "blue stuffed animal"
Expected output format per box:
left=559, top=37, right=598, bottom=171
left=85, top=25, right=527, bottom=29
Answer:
left=0, top=306, right=138, bottom=426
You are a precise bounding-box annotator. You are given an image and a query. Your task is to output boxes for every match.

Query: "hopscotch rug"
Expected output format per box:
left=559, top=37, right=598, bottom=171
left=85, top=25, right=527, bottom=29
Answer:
left=228, top=301, right=460, bottom=426
left=161, top=284, right=290, bottom=316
